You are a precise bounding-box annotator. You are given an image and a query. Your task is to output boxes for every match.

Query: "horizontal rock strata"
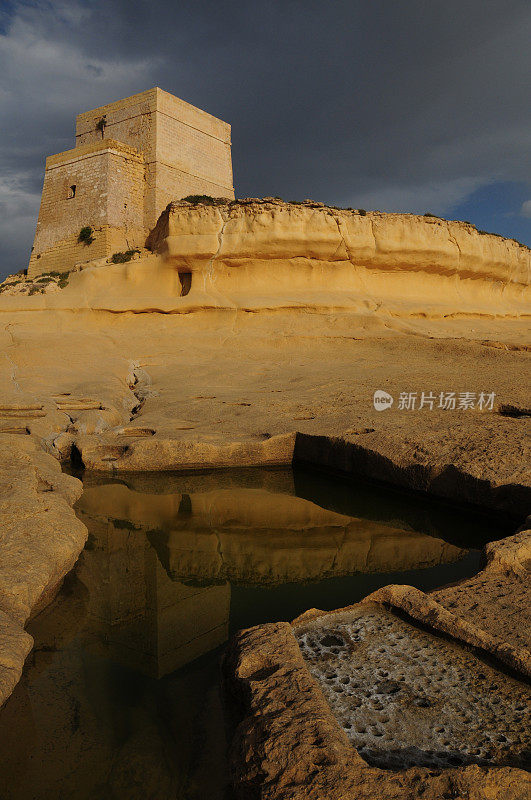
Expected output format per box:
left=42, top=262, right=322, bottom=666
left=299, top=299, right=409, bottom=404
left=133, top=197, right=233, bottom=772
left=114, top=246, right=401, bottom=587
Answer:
left=1, top=200, right=529, bottom=316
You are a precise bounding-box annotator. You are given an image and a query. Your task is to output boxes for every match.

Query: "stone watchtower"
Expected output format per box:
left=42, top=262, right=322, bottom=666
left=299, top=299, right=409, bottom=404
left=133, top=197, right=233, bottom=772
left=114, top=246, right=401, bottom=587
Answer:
left=28, top=88, right=234, bottom=277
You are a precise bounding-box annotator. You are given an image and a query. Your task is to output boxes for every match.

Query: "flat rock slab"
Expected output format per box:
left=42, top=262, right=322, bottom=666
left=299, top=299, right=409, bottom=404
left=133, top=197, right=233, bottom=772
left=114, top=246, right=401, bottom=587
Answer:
left=226, top=613, right=530, bottom=799
left=295, top=605, right=530, bottom=770
left=432, top=528, right=531, bottom=657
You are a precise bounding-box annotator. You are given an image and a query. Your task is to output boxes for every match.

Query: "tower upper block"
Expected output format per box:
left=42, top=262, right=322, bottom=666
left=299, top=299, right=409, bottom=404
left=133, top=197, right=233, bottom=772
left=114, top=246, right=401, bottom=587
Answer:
left=28, top=88, right=234, bottom=277
left=75, top=88, right=234, bottom=229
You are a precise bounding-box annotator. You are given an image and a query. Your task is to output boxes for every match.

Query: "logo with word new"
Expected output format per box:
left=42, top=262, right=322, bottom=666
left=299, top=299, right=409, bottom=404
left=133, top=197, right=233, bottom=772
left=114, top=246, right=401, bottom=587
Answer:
left=373, top=390, right=394, bottom=411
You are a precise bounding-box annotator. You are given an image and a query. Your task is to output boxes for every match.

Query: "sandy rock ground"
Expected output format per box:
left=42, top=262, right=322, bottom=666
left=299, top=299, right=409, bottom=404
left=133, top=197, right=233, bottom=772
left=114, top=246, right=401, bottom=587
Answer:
left=0, top=204, right=529, bottom=795
left=0, top=309, right=529, bottom=487
left=0, top=202, right=529, bottom=485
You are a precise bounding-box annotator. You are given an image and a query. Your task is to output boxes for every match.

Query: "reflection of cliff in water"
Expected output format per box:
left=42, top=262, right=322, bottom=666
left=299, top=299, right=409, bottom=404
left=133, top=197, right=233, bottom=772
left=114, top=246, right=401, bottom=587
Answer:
left=0, top=469, right=502, bottom=800
left=72, top=469, right=486, bottom=679
left=77, top=483, right=467, bottom=588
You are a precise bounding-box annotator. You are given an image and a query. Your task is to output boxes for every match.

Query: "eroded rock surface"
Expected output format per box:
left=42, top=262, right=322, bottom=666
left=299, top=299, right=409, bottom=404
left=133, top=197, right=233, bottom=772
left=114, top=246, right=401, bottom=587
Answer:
left=0, top=304, right=529, bottom=509
left=1, top=199, right=529, bottom=497
left=433, top=528, right=531, bottom=660
left=226, top=617, right=530, bottom=800
left=0, top=200, right=529, bottom=788
left=296, top=604, right=530, bottom=770
left=294, top=426, right=531, bottom=518
left=149, top=200, right=530, bottom=317
left=3, top=200, right=529, bottom=316
left=0, top=435, right=86, bottom=706
left=363, top=529, right=531, bottom=677
left=225, top=522, right=531, bottom=798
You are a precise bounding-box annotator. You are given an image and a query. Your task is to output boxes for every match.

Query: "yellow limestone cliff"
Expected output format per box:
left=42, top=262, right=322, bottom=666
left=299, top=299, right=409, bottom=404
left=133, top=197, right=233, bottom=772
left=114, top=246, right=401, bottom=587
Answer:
left=1, top=199, right=529, bottom=318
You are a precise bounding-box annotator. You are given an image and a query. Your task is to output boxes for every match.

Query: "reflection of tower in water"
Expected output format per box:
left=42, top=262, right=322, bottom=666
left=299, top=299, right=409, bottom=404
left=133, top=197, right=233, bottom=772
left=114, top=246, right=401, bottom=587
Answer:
left=75, top=481, right=466, bottom=679
left=76, top=508, right=230, bottom=679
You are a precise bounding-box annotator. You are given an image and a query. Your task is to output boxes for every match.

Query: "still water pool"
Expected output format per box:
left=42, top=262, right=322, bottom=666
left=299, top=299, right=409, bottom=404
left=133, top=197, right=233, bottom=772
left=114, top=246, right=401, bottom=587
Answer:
left=0, top=467, right=508, bottom=800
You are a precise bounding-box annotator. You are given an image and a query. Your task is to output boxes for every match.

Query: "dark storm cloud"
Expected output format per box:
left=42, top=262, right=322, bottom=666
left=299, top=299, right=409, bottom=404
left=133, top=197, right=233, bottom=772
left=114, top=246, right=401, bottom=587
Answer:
left=0, top=0, right=529, bottom=277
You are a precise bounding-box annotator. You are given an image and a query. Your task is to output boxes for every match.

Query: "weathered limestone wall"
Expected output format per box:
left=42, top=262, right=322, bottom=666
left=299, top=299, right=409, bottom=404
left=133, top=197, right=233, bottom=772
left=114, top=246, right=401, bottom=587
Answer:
left=28, top=140, right=144, bottom=277
left=75, top=87, right=234, bottom=229
left=27, top=88, right=234, bottom=277
left=154, top=89, right=234, bottom=218
left=143, top=199, right=530, bottom=317
left=76, top=89, right=157, bottom=160
left=151, top=200, right=529, bottom=284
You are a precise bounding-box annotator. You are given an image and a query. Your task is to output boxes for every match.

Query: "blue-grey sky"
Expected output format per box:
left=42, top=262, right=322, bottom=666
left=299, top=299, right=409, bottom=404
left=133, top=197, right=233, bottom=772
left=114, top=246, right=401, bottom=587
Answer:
left=0, top=0, right=529, bottom=279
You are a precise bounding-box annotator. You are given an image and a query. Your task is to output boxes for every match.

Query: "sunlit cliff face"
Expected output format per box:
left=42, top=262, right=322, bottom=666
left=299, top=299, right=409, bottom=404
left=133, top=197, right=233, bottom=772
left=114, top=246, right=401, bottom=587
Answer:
left=3, top=200, right=529, bottom=321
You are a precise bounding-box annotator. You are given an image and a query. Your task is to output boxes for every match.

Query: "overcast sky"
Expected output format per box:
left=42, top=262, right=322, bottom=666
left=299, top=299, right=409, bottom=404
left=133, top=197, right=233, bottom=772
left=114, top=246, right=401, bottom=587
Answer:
left=0, top=0, right=529, bottom=279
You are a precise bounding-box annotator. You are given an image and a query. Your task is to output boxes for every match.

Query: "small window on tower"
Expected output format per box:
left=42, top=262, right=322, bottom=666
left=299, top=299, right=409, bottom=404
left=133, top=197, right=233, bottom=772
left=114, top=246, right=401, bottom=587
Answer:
left=68, top=185, right=76, bottom=199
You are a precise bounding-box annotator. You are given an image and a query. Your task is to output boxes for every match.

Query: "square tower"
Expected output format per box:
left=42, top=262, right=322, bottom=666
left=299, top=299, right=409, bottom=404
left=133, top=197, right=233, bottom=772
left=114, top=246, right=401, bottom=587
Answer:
left=75, top=87, right=234, bottom=231
left=28, top=88, right=234, bottom=277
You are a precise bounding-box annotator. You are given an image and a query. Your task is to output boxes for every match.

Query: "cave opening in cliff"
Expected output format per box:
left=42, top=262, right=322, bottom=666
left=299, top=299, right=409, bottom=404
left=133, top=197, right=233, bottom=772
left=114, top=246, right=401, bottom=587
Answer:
left=179, top=271, right=192, bottom=296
